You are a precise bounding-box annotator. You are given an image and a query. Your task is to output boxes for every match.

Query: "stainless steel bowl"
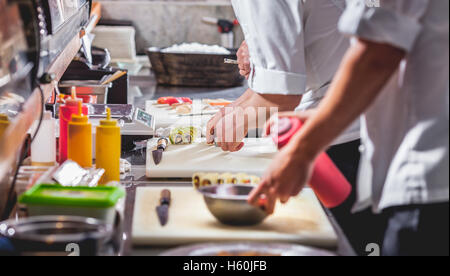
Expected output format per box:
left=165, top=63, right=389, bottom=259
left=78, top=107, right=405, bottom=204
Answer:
left=199, top=185, right=268, bottom=226
left=0, top=216, right=113, bottom=256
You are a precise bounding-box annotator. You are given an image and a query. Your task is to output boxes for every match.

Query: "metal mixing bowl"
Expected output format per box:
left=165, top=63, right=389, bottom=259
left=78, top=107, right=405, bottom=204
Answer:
left=0, top=216, right=113, bottom=256
left=199, top=185, right=268, bottom=226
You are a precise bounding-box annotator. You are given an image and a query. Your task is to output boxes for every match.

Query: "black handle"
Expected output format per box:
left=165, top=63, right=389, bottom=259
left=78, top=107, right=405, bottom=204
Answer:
left=157, top=138, right=169, bottom=151
left=160, top=189, right=171, bottom=205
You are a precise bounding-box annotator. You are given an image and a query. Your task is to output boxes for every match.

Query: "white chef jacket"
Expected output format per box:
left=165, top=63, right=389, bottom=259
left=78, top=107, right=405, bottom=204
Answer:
left=338, top=0, right=449, bottom=213
left=231, top=0, right=360, bottom=145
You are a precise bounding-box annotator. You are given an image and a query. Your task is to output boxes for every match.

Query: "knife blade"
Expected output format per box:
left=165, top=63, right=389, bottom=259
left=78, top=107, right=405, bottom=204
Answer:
left=156, top=189, right=171, bottom=226
left=152, top=137, right=169, bottom=165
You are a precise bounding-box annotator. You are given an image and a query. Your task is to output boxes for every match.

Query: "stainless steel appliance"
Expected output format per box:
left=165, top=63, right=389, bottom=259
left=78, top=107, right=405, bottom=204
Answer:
left=14, top=0, right=91, bottom=84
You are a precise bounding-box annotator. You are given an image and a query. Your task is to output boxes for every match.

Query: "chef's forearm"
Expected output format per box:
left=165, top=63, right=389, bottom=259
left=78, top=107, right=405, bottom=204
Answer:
left=287, top=39, right=406, bottom=159
left=242, top=89, right=302, bottom=129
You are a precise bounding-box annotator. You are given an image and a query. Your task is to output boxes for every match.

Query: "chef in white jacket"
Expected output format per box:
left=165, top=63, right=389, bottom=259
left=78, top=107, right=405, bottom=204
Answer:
left=247, top=0, right=449, bottom=256
left=208, top=0, right=360, bottom=149
left=207, top=0, right=366, bottom=253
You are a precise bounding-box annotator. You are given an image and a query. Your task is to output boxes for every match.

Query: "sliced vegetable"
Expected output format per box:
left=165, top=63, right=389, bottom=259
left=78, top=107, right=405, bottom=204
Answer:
left=157, top=96, right=192, bottom=106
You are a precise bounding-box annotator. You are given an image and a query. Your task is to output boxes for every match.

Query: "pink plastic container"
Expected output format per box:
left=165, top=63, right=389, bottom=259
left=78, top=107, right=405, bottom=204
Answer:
left=272, top=117, right=352, bottom=208
left=59, top=98, right=88, bottom=163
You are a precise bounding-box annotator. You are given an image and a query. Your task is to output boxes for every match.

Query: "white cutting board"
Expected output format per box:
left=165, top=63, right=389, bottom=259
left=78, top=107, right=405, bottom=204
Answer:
left=146, top=138, right=278, bottom=178
left=132, top=187, right=337, bottom=248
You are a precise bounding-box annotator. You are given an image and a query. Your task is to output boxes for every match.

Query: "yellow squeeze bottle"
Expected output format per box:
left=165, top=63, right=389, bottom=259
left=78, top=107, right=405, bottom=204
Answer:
left=96, top=108, right=121, bottom=185
left=68, top=101, right=92, bottom=168
left=0, top=114, right=10, bottom=139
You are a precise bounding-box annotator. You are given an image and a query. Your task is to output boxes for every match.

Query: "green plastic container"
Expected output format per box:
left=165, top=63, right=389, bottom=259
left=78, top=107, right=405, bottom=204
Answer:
left=19, top=184, right=125, bottom=224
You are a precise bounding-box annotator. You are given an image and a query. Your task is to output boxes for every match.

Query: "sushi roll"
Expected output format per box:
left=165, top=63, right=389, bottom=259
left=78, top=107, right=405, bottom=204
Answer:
left=235, top=173, right=251, bottom=184
left=192, top=173, right=205, bottom=189
left=218, top=173, right=234, bottom=184
left=182, top=133, right=192, bottom=144
left=201, top=173, right=219, bottom=187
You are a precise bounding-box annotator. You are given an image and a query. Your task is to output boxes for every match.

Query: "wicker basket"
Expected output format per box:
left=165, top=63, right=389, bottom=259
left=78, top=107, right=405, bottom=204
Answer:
left=146, top=48, right=244, bottom=88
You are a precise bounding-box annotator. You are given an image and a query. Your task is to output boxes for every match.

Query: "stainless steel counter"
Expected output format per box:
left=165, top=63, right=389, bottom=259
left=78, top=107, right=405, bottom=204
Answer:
left=116, top=75, right=356, bottom=256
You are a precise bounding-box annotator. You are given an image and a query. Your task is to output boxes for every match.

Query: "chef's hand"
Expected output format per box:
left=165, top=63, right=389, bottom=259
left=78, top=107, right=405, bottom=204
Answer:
left=207, top=90, right=302, bottom=152
left=206, top=89, right=253, bottom=146
left=237, top=41, right=251, bottom=79
left=206, top=104, right=248, bottom=152
left=248, top=110, right=317, bottom=214
left=213, top=108, right=248, bottom=152
left=249, top=145, right=314, bottom=214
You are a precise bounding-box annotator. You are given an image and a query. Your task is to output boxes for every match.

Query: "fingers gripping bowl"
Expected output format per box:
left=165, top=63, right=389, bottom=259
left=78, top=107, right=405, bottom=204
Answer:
left=199, top=185, right=268, bottom=226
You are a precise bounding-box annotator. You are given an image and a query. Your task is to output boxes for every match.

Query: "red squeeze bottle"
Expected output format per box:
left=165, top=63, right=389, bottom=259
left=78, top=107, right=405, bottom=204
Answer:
left=272, top=117, right=352, bottom=208
left=59, top=89, right=88, bottom=163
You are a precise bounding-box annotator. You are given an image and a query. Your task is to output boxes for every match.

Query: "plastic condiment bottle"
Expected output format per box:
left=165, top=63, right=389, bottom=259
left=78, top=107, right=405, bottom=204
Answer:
left=59, top=88, right=88, bottom=163
left=68, top=101, right=92, bottom=168
left=96, top=107, right=121, bottom=185
left=0, top=114, right=10, bottom=139
left=272, top=117, right=352, bottom=209
left=31, top=111, right=56, bottom=166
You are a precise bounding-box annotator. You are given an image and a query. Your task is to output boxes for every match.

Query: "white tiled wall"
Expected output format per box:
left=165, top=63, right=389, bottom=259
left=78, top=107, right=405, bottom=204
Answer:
left=96, top=0, right=243, bottom=53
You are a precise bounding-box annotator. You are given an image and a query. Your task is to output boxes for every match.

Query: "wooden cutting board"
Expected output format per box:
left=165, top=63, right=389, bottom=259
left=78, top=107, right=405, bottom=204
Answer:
left=132, top=187, right=337, bottom=248
left=146, top=138, right=278, bottom=178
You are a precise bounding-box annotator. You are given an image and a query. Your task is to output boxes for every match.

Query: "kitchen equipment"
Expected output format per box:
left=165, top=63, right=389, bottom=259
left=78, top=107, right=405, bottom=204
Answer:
left=202, top=17, right=238, bottom=49
left=199, top=185, right=268, bottom=226
left=271, top=117, right=352, bottom=208
left=89, top=105, right=154, bottom=154
left=15, top=0, right=91, bottom=83
left=146, top=48, right=243, bottom=87
left=95, top=108, right=120, bottom=185
left=132, top=187, right=337, bottom=247
left=156, top=189, right=171, bottom=226
left=118, top=108, right=155, bottom=136
left=0, top=0, right=34, bottom=100
left=152, top=138, right=169, bottom=165
left=0, top=215, right=112, bottom=256
left=75, top=46, right=111, bottom=70
left=30, top=111, right=56, bottom=167
left=224, top=58, right=239, bottom=65
left=146, top=138, right=277, bottom=178
left=59, top=80, right=111, bottom=104
left=100, top=70, right=127, bottom=85
left=68, top=101, right=92, bottom=168
left=59, top=60, right=129, bottom=104
left=87, top=104, right=133, bottom=119
left=160, top=242, right=336, bottom=256
left=59, top=90, right=88, bottom=163
left=19, top=184, right=125, bottom=225
left=92, top=25, right=137, bottom=62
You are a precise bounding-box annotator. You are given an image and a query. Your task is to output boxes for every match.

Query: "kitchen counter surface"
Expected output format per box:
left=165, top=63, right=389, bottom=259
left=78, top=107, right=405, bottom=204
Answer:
left=115, top=75, right=356, bottom=256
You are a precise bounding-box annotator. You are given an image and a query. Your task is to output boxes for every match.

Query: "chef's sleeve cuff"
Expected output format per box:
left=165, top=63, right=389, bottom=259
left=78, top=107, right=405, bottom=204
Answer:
left=338, top=3, right=423, bottom=52
left=248, top=66, right=307, bottom=95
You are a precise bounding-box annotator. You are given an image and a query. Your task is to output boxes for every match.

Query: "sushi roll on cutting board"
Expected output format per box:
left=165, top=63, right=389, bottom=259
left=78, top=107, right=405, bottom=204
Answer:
left=192, top=172, right=260, bottom=189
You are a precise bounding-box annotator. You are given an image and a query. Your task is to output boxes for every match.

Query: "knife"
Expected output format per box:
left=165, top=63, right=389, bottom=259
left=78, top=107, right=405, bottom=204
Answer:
left=152, top=137, right=169, bottom=165
left=156, top=189, right=171, bottom=226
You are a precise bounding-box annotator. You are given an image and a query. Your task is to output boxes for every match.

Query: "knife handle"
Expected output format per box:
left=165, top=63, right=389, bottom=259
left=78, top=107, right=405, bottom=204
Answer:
left=157, top=138, right=169, bottom=151
left=160, top=189, right=171, bottom=205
